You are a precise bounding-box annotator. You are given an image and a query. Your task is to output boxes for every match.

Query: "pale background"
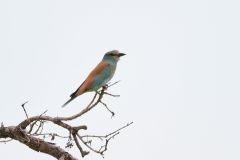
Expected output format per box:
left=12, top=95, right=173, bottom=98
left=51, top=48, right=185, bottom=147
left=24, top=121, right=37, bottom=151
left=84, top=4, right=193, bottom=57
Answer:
left=1, top=0, right=240, bottom=160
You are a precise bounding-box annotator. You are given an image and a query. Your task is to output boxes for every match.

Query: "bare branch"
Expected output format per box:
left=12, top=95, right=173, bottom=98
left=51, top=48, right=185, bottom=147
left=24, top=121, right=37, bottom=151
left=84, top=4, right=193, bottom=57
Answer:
left=82, top=122, right=133, bottom=139
left=72, top=133, right=89, bottom=157
left=57, top=91, right=98, bottom=121
left=99, top=131, right=120, bottom=155
left=57, top=81, right=120, bottom=121
left=79, top=122, right=133, bottom=155
left=77, top=133, right=101, bottom=154
left=1, top=81, right=133, bottom=159
left=0, top=126, right=77, bottom=160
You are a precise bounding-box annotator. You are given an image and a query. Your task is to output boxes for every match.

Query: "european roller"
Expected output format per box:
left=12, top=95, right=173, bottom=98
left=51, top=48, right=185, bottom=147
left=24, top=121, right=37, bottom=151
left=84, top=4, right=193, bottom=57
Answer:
left=62, top=50, right=126, bottom=107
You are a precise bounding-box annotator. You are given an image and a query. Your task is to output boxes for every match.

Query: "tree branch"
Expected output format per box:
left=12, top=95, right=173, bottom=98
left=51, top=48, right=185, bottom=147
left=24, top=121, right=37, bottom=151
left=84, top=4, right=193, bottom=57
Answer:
left=0, top=82, right=132, bottom=160
left=0, top=126, right=77, bottom=160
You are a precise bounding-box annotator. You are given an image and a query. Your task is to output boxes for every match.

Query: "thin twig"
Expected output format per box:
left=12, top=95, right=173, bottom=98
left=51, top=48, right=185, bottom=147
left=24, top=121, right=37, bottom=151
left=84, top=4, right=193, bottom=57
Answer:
left=32, top=133, right=69, bottom=139
left=28, top=120, right=38, bottom=134
left=28, top=110, right=48, bottom=134
left=33, top=121, right=44, bottom=135
left=105, top=122, right=133, bottom=138
left=79, top=122, right=133, bottom=155
left=21, top=101, right=29, bottom=119
left=0, top=138, right=13, bottom=143
left=40, top=110, right=48, bottom=117
left=100, top=101, right=115, bottom=117
left=99, top=132, right=120, bottom=155
left=103, top=92, right=120, bottom=97
left=77, top=133, right=101, bottom=154
left=82, top=122, right=133, bottom=139
left=107, top=80, right=120, bottom=88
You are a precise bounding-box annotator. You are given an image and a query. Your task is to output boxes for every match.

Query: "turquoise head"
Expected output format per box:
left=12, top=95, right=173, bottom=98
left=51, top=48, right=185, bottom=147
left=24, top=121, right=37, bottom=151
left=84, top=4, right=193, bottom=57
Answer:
left=103, top=50, right=126, bottom=62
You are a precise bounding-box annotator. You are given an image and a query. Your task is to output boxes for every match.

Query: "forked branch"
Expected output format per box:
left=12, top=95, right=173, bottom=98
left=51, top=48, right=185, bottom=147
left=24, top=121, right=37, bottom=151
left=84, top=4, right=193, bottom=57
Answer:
left=0, top=82, right=132, bottom=160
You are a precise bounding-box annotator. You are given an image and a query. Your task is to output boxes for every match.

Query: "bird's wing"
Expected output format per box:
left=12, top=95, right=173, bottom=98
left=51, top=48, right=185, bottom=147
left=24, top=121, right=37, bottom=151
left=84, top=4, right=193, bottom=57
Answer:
left=70, top=61, right=109, bottom=97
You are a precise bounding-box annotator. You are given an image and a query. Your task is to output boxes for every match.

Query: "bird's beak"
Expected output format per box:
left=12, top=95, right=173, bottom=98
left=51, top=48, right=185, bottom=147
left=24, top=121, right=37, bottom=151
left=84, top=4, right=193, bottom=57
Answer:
left=118, top=53, right=126, bottom=57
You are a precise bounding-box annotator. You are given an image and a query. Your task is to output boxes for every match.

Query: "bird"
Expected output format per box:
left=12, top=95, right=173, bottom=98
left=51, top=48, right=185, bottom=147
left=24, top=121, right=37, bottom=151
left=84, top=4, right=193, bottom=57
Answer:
left=62, top=50, right=126, bottom=107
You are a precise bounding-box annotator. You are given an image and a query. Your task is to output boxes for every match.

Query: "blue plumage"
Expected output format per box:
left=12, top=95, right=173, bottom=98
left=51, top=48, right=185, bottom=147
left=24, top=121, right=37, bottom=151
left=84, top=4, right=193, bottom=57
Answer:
left=62, top=50, right=125, bottom=107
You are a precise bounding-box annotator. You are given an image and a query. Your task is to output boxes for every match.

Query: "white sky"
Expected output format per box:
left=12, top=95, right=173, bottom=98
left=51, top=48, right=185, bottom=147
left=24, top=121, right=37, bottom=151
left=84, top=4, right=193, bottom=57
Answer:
left=1, top=0, right=240, bottom=159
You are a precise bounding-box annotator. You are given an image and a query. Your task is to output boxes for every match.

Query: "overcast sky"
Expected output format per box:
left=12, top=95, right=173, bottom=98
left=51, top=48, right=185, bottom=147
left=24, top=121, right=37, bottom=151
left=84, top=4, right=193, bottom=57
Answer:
left=1, top=0, right=240, bottom=160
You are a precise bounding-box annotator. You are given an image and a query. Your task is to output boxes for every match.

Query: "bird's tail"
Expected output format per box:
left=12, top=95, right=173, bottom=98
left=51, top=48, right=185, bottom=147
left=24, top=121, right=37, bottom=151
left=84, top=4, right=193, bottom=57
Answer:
left=61, top=97, right=76, bottom=108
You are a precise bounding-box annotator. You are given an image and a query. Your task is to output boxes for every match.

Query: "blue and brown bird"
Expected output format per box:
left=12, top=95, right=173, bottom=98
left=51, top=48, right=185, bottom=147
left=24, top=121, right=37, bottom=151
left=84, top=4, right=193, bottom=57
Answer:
left=62, top=50, right=126, bottom=107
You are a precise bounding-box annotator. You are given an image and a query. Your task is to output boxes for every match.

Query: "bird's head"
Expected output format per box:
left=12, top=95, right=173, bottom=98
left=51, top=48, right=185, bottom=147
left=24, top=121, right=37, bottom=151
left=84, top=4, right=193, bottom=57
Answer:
left=103, top=50, right=126, bottom=62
